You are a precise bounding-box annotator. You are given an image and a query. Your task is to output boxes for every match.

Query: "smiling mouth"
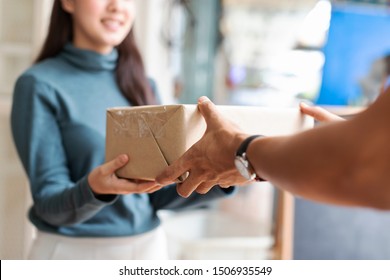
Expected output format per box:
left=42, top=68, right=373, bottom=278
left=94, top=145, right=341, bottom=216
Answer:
left=101, top=19, right=124, bottom=31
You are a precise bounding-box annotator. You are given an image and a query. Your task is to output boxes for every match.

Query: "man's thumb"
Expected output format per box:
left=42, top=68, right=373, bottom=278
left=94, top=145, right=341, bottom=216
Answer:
left=197, top=96, right=220, bottom=125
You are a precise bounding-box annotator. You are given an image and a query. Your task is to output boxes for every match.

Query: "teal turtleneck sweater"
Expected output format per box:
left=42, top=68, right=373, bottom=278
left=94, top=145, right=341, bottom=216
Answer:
left=11, top=43, right=234, bottom=237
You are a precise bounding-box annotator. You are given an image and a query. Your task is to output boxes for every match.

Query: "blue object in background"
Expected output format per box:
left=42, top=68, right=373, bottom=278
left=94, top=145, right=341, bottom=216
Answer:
left=294, top=198, right=390, bottom=260
left=316, top=4, right=390, bottom=105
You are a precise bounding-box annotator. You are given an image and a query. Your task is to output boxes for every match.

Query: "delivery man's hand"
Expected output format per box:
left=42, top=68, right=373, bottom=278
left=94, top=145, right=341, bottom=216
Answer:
left=88, top=154, right=163, bottom=195
left=156, top=99, right=345, bottom=198
left=156, top=96, right=250, bottom=198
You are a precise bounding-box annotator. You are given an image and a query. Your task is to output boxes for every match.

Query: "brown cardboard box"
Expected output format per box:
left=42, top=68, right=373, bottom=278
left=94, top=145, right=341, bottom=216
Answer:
left=106, top=105, right=314, bottom=181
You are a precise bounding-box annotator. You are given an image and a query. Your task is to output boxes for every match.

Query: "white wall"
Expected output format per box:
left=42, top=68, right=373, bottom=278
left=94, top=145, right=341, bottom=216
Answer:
left=135, top=0, right=176, bottom=104
left=0, top=0, right=175, bottom=259
left=0, top=105, right=33, bottom=259
left=0, top=0, right=52, bottom=260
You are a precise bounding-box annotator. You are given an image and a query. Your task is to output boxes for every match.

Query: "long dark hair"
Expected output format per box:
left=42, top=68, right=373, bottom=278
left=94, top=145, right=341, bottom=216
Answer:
left=35, top=0, right=156, bottom=106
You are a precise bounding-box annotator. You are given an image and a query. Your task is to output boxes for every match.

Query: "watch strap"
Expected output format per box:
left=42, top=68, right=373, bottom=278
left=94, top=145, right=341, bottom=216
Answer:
left=236, top=135, right=265, bottom=182
left=236, top=135, right=262, bottom=156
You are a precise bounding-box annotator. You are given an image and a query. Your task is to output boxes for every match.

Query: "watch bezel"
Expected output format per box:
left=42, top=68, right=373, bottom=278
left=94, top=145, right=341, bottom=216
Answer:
left=234, top=135, right=264, bottom=181
left=234, top=155, right=256, bottom=180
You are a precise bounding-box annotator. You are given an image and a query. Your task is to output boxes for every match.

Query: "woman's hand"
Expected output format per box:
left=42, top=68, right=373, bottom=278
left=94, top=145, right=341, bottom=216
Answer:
left=88, top=154, right=162, bottom=195
left=300, top=102, right=344, bottom=122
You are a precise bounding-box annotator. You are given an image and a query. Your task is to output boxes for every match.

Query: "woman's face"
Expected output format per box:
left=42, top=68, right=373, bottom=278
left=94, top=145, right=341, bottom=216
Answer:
left=61, top=0, right=136, bottom=54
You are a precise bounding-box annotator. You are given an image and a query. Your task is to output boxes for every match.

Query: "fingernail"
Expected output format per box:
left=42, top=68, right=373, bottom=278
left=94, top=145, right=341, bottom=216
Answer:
left=177, top=189, right=189, bottom=198
left=198, top=96, right=210, bottom=104
left=156, top=179, right=168, bottom=186
left=119, top=154, right=128, bottom=163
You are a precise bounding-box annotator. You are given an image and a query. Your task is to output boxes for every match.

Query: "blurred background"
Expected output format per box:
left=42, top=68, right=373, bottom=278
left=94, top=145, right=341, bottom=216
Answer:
left=1, top=0, right=390, bottom=260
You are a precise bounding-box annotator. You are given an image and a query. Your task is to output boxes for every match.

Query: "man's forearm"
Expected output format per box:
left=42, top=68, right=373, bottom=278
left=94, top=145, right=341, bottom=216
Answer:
left=247, top=113, right=390, bottom=209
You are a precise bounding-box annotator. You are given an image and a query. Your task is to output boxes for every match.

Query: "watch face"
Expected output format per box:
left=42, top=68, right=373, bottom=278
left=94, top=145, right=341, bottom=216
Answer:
left=234, top=157, right=252, bottom=180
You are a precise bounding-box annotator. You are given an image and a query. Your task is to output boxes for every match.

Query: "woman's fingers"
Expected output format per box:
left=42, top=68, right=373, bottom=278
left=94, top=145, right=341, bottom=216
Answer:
left=147, top=184, right=165, bottom=193
left=89, top=154, right=168, bottom=195
left=111, top=178, right=159, bottom=194
left=100, top=154, right=128, bottom=175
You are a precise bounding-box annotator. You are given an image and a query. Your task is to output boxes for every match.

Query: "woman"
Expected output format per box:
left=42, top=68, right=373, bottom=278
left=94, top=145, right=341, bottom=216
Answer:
left=11, top=0, right=234, bottom=259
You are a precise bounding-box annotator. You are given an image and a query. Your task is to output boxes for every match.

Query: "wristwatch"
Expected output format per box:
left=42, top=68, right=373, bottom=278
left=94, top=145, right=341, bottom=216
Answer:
left=234, top=135, right=264, bottom=181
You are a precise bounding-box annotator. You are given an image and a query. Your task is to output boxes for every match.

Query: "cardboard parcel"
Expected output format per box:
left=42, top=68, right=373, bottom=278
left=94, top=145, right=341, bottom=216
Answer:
left=106, top=105, right=314, bottom=181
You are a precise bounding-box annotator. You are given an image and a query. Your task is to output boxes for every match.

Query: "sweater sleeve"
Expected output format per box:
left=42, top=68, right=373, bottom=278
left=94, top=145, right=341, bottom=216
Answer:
left=149, top=184, right=236, bottom=211
left=11, top=75, right=117, bottom=226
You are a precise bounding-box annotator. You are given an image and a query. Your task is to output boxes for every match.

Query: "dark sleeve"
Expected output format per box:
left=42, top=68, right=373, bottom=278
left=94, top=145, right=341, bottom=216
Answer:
left=149, top=183, right=236, bottom=211
left=11, top=75, right=117, bottom=226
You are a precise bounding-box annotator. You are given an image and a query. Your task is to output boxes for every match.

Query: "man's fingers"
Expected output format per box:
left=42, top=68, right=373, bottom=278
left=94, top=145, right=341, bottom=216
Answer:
left=176, top=173, right=203, bottom=198
left=195, top=182, right=216, bottom=194
left=101, top=154, right=128, bottom=175
left=156, top=166, right=180, bottom=185
left=300, top=102, right=343, bottom=122
left=300, top=102, right=325, bottom=120
left=156, top=155, right=190, bottom=185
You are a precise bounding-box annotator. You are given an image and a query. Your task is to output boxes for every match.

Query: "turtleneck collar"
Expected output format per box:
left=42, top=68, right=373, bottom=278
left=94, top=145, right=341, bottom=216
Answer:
left=60, top=43, right=118, bottom=71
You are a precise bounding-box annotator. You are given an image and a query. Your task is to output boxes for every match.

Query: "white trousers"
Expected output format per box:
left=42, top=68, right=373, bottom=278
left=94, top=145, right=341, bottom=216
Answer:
left=28, top=226, right=169, bottom=260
